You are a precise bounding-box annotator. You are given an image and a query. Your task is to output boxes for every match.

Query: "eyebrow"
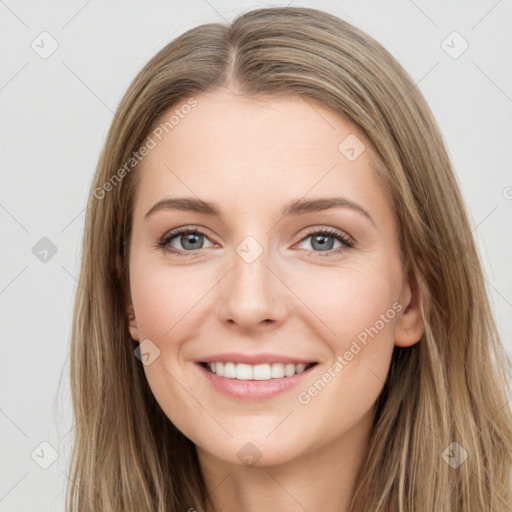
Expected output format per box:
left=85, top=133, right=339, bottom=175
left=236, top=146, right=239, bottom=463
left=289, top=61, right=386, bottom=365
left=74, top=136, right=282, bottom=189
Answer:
left=144, top=196, right=375, bottom=224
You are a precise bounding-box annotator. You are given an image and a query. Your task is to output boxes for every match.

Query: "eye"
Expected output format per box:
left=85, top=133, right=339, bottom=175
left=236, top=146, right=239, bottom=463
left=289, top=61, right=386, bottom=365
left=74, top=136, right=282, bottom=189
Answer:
left=157, top=226, right=215, bottom=257
left=156, top=225, right=355, bottom=258
left=295, top=227, right=355, bottom=256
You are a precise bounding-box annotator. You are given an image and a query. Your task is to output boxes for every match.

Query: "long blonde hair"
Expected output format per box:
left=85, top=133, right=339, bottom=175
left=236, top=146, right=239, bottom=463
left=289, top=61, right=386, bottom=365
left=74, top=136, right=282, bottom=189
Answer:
left=66, top=6, right=512, bottom=511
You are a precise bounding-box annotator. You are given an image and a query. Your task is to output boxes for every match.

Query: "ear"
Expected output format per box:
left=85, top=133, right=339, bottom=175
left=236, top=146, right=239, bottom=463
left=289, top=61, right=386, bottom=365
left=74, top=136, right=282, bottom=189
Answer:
left=116, top=254, right=139, bottom=341
left=394, top=267, right=425, bottom=347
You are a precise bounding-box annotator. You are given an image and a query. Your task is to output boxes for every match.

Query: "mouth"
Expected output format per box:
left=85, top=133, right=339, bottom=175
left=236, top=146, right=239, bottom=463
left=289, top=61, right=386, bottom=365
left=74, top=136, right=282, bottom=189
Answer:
left=195, top=361, right=319, bottom=401
left=198, top=361, right=318, bottom=380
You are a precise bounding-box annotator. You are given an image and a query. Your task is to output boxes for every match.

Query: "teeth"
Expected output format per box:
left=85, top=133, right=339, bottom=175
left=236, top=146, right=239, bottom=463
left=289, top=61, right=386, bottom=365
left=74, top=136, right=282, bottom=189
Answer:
left=206, top=362, right=310, bottom=380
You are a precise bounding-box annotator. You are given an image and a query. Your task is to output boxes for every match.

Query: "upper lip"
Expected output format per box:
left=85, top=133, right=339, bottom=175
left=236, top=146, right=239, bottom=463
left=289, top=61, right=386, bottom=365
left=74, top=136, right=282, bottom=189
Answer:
left=194, top=353, right=317, bottom=365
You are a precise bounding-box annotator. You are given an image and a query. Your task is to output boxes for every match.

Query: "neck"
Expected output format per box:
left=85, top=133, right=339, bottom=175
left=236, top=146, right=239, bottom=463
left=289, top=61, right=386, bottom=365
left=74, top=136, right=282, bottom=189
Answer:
left=197, top=406, right=374, bottom=512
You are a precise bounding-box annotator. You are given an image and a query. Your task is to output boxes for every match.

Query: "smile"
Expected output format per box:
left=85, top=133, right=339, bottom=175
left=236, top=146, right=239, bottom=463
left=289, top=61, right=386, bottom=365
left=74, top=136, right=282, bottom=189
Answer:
left=196, top=361, right=319, bottom=401
left=202, top=361, right=316, bottom=380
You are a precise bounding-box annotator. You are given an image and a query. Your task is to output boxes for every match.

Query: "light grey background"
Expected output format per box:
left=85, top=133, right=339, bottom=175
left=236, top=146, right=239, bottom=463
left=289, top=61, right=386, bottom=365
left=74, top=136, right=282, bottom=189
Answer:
left=1, top=1, right=511, bottom=510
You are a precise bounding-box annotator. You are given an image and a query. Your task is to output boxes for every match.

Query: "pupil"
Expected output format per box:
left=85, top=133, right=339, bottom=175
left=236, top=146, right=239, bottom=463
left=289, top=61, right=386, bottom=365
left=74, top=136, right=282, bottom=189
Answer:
left=183, top=233, right=201, bottom=249
left=312, top=234, right=333, bottom=251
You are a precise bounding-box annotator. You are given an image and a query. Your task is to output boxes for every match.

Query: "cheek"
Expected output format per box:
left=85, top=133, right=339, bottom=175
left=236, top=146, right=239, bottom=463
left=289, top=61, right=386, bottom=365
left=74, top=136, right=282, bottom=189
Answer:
left=299, top=263, right=401, bottom=347
left=129, top=258, right=202, bottom=341
left=293, top=265, right=400, bottom=409
left=129, top=263, right=203, bottom=426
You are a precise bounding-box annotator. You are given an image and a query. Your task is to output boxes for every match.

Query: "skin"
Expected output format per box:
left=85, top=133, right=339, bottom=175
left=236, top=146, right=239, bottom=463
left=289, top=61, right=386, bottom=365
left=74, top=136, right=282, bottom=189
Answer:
left=122, top=88, right=424, bottom=512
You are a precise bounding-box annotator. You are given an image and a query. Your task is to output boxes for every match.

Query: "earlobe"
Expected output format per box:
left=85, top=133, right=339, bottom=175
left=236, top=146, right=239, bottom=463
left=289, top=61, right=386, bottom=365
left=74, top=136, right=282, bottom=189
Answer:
left=394, top=268, right=425, bottom=348
left=116, top=254, right=139, bottom=341
left=127, top=312, right=139, bottom=341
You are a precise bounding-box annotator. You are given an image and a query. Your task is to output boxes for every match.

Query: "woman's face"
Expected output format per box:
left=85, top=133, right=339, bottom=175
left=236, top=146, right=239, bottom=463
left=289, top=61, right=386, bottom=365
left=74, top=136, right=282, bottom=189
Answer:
left=124, top=89, right=423, bottom=468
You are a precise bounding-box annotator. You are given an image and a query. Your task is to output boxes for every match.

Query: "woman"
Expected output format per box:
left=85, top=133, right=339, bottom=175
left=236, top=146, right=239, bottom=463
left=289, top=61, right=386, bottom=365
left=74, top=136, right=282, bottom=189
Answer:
left=66, top=6, right=512, bottom=511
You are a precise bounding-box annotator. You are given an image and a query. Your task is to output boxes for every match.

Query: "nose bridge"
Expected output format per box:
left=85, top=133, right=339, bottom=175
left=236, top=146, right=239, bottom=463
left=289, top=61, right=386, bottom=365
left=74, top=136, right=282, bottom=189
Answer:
left=219, top=232, right=284, bottom=328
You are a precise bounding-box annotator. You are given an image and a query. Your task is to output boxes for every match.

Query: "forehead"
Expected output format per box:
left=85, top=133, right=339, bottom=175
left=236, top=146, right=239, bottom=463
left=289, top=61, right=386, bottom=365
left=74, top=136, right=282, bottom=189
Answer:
left=133, top=89, right=390, bottom=222
left=144, top=89, right=368, bottom=165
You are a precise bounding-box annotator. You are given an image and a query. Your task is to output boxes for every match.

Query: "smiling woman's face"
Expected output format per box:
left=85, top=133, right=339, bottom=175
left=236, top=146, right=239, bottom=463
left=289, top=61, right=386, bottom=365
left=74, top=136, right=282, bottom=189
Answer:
left=123, top=88, right=423, bottom=468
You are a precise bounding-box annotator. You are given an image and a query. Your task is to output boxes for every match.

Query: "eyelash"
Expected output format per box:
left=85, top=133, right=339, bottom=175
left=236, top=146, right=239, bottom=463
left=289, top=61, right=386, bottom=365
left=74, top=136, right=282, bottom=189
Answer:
left=156, top=226, right=355, bottom=258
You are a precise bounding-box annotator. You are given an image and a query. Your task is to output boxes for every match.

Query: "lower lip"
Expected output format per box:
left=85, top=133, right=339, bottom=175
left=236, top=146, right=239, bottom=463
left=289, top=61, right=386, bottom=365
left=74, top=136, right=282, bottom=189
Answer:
left=196, top=363, right=318, bottom=401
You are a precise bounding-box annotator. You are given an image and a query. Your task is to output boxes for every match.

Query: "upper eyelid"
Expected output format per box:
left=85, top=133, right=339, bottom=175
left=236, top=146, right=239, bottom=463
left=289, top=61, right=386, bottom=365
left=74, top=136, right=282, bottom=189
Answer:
left=163, top=226, right=215, bottom=242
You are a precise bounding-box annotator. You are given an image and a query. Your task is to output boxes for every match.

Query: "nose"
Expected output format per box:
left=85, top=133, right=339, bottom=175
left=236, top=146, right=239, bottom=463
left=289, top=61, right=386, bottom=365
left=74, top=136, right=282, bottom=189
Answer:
left=217, top=238, right=288, bottom=334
